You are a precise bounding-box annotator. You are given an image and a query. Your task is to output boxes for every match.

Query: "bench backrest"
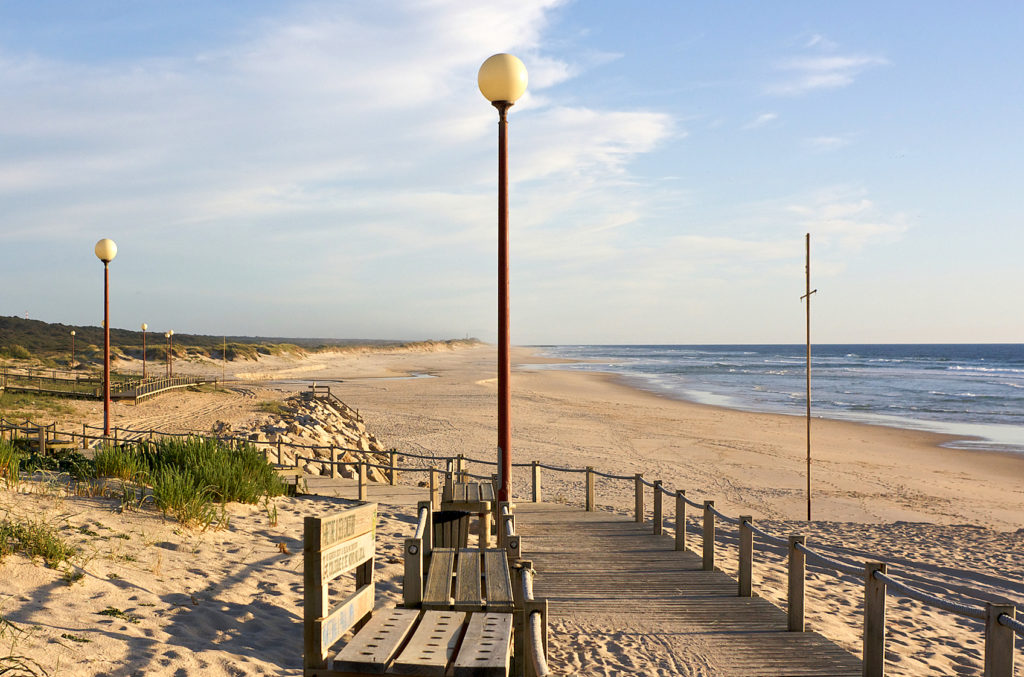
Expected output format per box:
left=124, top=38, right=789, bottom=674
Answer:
left=303, top=502, right=377, bottom=671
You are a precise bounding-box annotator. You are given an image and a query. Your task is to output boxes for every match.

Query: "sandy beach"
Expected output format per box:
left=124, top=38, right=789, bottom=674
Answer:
left=3, top=343, right=1023, bottom=675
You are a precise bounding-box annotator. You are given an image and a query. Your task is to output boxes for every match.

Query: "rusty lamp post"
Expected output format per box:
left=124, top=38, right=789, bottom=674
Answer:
left=70, top=330, right=76, bottom=369
left=478, top=53, right=528, bottom=502
left=141, top=323, right=148, bottom=379
left=94, top=238, right=117, bottom=436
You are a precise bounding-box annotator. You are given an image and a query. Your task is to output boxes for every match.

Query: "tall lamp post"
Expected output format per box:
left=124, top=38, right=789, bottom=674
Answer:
left=94, top=238, right=117, bottom=436
left=479, top=53, right=528, bottom=502
left=169, top=330, right=174, bottom=377
left=70, top=330, right=76, bottom=369
left=141, top=323, right=148, bottom=379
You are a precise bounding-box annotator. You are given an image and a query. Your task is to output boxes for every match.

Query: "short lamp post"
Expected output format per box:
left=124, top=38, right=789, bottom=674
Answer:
left=478, top=53, right=528, bottom=502
left=141, top=323, right=148, bottom=379
left=70, top=330, right=76, bottom=369
left=94, top=238, right=117, bottom=436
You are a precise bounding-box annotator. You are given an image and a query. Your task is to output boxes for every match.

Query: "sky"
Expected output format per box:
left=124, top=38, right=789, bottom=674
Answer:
left=1, top=1, right=1022, bottom=345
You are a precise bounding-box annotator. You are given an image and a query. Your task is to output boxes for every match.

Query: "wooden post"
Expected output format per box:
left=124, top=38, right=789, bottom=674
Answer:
left=457, top=454, right=465, bottom=483
left=429, top=467, right=438, bottom=509
left=277, top=440, right=282, bottom=465
left=702, top=500, right=715, bottom=571
left=675, top=490, right=686, bottom=551
left=984, top=603, right=1015, bottom=677
left=738, top=516, right=753, bottom=597
left=863, top=563, right=887, bottom=677
left=389, top=450, right=397, bottom=486
left=358, top=461, right=366, bottom=501
left=113, top=427, right=118, bottom=446
left=330, top=446, right=339, bottom=479
left=303, top=517, right=327, bottom=671
left=531, top=461, right=541, bottom=503
left=585, top=467, right=595, bottom=512
left=293, top=445, right=299, bottom=469
left=443, top=459, right=454, bottom=503
left=634, top=474, right=644, bottom=523
left=403, top=536, right=423, bottom=608
left=788, top=535, right=806, bottom=631
left=653, top=481, right=663, bottom=536
left=38, top=427, right=46, bottom=456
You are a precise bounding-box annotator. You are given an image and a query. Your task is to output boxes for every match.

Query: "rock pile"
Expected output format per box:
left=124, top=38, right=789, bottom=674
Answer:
left=211, top=391, right=393, bottom=482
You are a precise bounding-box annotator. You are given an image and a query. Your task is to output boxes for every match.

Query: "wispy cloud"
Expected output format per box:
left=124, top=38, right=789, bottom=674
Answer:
left=768, top=53, right=888, bottom=95
left=804, top=135, right=853, bottom=152
left=786, top=186, right=909, bottom=251
left=742, top=112, right=778, bottom=130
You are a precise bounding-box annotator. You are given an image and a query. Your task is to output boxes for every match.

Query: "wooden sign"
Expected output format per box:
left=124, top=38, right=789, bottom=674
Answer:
left=317, top=583, right=374, bottom=651
left=319, top=530, right=374, bottom=585
left=316, top=502, right=377, bottom=550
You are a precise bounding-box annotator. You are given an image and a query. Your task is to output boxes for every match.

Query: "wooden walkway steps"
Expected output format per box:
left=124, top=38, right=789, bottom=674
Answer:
left=515, top=503, right=861, bottom=676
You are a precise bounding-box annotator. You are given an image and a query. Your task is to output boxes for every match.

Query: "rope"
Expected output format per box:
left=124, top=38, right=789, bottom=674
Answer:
left=795, top=542, right=864, bottom=578
left=681, top=494, right=704, bottom=509
left=999, top=612, right=1024, bottom=636
left=659, top=484, right=674, bottom=497
left=534, top=462, right=587, bottom=474
left=873, top=571, right=986, bottom=620
left=707, top=504, right=740, bottom=525
left=640, top=477, right=656, bottom=488
left=589, top=468, right=634, bottom=481
left=743, top=520, right=790, bottom=547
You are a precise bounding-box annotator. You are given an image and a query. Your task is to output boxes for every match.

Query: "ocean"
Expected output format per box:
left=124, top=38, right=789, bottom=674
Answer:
left=528, top=344, right=1024, bottom=455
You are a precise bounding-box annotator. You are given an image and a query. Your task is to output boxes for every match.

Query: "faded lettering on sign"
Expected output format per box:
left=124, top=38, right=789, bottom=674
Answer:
left=319, top=505, right=376, bottom=550
left=320, top=531, right=373, bottom=583
left=319, top=584, right=374, bottom=650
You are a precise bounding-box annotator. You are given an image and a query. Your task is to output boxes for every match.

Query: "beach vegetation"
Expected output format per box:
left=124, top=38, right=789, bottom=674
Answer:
left=0, top=440, right=19, bottom=486
left=257, top=400, right=291, bottom=416
left=0, top=517, right=78, bottom=568
left=96, top=606, right=139, bottom=624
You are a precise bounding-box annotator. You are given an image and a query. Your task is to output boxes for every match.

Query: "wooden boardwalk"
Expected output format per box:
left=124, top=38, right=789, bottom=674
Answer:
left=515, top=503, right=861, bottom=676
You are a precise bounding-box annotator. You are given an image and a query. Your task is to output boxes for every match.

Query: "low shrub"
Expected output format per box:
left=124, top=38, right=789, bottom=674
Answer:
left=0, top=518, right=77, bottom=567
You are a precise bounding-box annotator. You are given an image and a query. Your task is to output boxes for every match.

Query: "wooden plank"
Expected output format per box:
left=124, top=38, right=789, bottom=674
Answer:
left=316, top=583, right=375, bottom=654
left=482, top=550, right=514, bottom=611
left=423, top=548, right=457, bottom=610
left=454, top=549, right=482, bottom=611
left=391, top=610, right=467, bottom=676
left=320, top=531, right=375, bottom=585
left=451, top=613, right=512, bottom=677
left=318, top=502, right=378, bottom=550
left=515, top=503, right=861, bottom=675
left=454, top=483, right=467, bottom=502
left=480, top=483, right=496, bottom=502
left=466, top=483, right=480, bottom=503
left=333, top=607, right=419, bottom=673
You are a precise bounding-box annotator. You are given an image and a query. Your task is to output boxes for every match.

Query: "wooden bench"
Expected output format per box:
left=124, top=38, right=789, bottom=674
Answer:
left=304, top=502, right=514, bottom=676
left=442, top=481, right=496, bottom=548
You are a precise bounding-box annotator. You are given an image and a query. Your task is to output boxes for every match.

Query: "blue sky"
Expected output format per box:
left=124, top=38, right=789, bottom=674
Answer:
left=2, top=1, right=1021, bottom=344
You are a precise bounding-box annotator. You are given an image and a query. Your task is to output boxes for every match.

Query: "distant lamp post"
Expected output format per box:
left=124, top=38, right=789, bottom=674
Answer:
left=165, top=331, right=173, bottom=378
left=70, top=330, right=76, bottom=369
left=94, top=238, right=117, bottom=436
left=141, top=323, right=149, bottom=381
left=478, top=53, right=528, bottom=502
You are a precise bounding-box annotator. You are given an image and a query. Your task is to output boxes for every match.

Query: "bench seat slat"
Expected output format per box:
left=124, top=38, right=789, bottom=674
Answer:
left=333, top=607, right=419, bottom=673
left=482, top=550, right=514, bottom=611
left=390, top=610, right=467, bottom=676
left=454, top=550, right=482, bottom=611
left=451, top=613, right=513, bottom=677
left=422, top=548, right=456, bottom=610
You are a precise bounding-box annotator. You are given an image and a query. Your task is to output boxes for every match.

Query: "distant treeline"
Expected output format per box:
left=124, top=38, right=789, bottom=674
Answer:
left=0, top=316, right=480, bottom=364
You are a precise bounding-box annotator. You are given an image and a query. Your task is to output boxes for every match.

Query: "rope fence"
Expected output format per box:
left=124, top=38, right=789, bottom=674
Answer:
left=3, top=416, right=1019, bottom=675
